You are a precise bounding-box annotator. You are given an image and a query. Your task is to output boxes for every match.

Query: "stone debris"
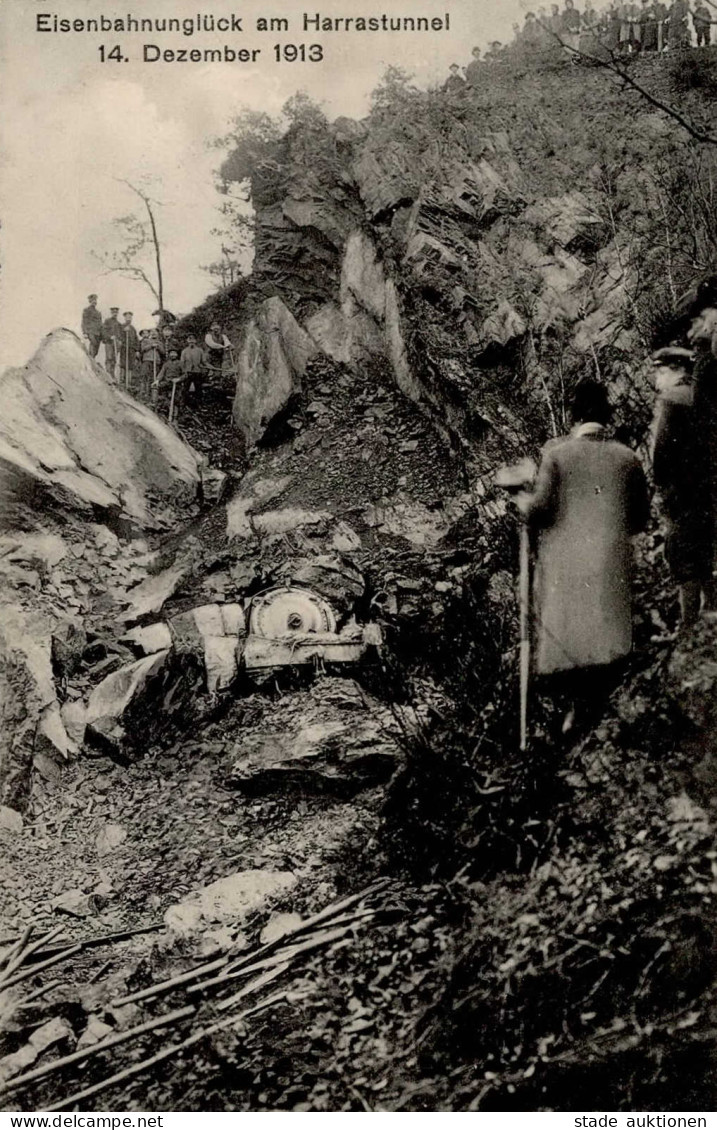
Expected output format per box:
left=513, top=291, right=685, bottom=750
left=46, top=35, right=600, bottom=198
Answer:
left=0, top=330, right=201, bottom=530
left=120, top=562, right=193, bottom=624
left=95, top=822, right=128, bottom=856
left=85, top=652, right=171, bottom=728
left=51, top=888, right=92, bottom=917
left=164, top=869, right=298, bottom=936
left=0, top=805, right=24, bottom=834
left=227, top=678, right=402, bottom=796
left=76, top=1015, right=115, bottom=1051
left=260, top=911, right=304, bottom=946
left=122, top=622, right=173, bottom=656
left=0, top=1017, right=73, bottom=1085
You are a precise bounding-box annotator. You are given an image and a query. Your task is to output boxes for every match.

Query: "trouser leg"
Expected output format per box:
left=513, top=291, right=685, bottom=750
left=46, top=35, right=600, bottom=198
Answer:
left=679, top=580, right=702, bottom=628
left=701, top=575, right=717, bottom=612
left=104, top=344, right=116, bottom=377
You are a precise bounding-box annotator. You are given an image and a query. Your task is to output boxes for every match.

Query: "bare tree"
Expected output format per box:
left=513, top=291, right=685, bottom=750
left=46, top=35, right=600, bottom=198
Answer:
left=537, top=21, right=717, bottom=147
left=95, top=179, right=166, bottom=313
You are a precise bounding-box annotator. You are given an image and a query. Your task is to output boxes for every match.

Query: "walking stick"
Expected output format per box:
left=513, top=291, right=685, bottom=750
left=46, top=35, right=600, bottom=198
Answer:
left=495, top=456, right=537, bottom=753
left=168, top=378, right=179, bottom=425
left=519, top=523, right=531, bottom=752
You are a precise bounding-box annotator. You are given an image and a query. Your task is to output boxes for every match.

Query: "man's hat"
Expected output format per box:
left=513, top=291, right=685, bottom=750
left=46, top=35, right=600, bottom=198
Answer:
left=652, top=345, right=695, bottom=369
left=110, top=306, right=119, bottom=312
left=674, top=274, right=717, bottom=321
left=88, top=294, right=97, bottom=300
left=123, top=311, right=133, bottom=316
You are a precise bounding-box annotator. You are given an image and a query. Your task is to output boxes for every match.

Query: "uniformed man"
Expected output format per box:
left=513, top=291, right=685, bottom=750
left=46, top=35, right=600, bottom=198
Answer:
left=118, top=312, right=140, bottom=391
left=81, top=294, right=102, bottom=358
left=101, top=306, right=122, bottom=378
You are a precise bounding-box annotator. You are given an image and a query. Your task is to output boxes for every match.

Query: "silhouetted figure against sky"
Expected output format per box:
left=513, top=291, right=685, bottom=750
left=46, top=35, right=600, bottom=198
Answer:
left=81, top=294, right=102, bottom=358
left=464, top=46, right=483, bottom=86
left=442, top=63, right=466, bottom=91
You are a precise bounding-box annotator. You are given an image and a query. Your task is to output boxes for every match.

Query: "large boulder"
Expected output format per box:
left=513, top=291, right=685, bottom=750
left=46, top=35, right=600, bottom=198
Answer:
left=165, top=869, right=297, bottom=936
left=233, top=298, right=317, bottom=447
left=226, top=678, right=402, bottom=796
left=0, top=329, right=202, bottom=532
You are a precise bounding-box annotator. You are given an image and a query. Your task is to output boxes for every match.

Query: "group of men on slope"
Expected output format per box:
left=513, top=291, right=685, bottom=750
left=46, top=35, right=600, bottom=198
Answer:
left=513, top=278, right=717, bottom=734
left=81, top=295, right=232, bottom=416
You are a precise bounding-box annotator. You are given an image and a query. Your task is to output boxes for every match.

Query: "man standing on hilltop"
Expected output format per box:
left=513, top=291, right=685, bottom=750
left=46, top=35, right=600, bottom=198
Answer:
left=442, top=63, right=466, bottom=92
left=81, top=294, right=102, bottom=358
left=118, top=311, right=139, bottom=392
left=516, top=380, right=649, bottom=734
left=464, top=47, right=483, bottom=87
left=693, top=1, right=712, bottom=45
left=561, top=0, right=582, bottom=47
left=101, top=306, right=122, bottom=379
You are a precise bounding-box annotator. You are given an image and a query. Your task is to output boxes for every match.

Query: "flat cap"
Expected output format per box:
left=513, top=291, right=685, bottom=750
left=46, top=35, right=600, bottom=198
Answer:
left=675, top=274, right=717, bottom=321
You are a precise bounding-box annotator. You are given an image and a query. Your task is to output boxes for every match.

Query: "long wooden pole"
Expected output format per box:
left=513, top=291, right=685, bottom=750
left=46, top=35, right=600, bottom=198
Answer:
left=0, top=1006, right=195, bottom=1096
left=0, top=944, right=82, bottom=991
left=46, top=1003, right=264, bottom=1112
left=519, top=523, right=531, bottom=752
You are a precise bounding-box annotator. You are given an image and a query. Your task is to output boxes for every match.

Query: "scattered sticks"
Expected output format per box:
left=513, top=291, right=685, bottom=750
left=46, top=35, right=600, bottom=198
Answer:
left=0, top=944, right=83, bottom=993
left=111, top=956, right=229, bottom=1009
left=47, top=1004, right=257, bottom=1112
left=0, top=1005, right=196, bottom=1096
left=1, top=926, right=67, bottom=982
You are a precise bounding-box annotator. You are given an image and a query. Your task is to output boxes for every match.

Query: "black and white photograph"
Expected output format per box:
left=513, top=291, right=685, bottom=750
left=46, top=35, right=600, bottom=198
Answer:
left=0, top=0, right=716, bottom=1116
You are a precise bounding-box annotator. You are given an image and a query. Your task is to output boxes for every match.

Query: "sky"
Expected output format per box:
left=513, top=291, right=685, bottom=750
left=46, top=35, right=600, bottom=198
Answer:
left=0, top=0, right=526, bottom=369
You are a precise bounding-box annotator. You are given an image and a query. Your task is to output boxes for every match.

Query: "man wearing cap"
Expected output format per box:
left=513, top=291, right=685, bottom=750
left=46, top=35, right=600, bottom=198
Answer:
left=651, top=344, right=717, bottom=628
left=118, top=312, right=139, bottom=392
left=101, top=306, right=122, bottom=379
left=81, top=294, right=102, bottom=358
left=204, top=322, right=232, bottom=375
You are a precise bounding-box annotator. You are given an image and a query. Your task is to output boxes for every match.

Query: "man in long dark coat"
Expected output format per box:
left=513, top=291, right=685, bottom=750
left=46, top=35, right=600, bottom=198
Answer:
left=651, top=346, right=716, bottom=628
left=117, top=312, right=140, bottom=391
left=101, top=306, right=122, bottom=379
left=81, top=294, right=102, bottom=358
left=518, top=380, right=649, bottom=730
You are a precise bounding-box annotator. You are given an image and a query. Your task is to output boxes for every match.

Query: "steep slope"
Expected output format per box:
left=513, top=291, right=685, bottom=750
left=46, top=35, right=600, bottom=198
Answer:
left=0, top=331, right=206, bottom=811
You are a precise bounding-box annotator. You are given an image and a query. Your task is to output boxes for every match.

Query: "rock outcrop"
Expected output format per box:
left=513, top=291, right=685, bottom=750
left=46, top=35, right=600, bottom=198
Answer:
left=233, top=297, right=317, bottom=447
left=0, top=329, right=201, bottom=532
left=0, top=331, right=207, bottom=808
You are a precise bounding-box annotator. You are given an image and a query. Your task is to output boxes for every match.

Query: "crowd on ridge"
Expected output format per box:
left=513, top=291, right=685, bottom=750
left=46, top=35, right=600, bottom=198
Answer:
left=443, top=0, right=714, bottom=87
left=81, top=294, right=233, bottom=421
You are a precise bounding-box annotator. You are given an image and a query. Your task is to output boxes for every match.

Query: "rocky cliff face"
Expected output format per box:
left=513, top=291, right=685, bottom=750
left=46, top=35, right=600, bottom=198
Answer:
left=210, top=59, right=717, bottom=459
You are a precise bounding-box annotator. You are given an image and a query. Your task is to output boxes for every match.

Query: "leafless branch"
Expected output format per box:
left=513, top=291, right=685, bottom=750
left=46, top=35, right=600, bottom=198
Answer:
left=536, top=21, right=717, bottom=146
